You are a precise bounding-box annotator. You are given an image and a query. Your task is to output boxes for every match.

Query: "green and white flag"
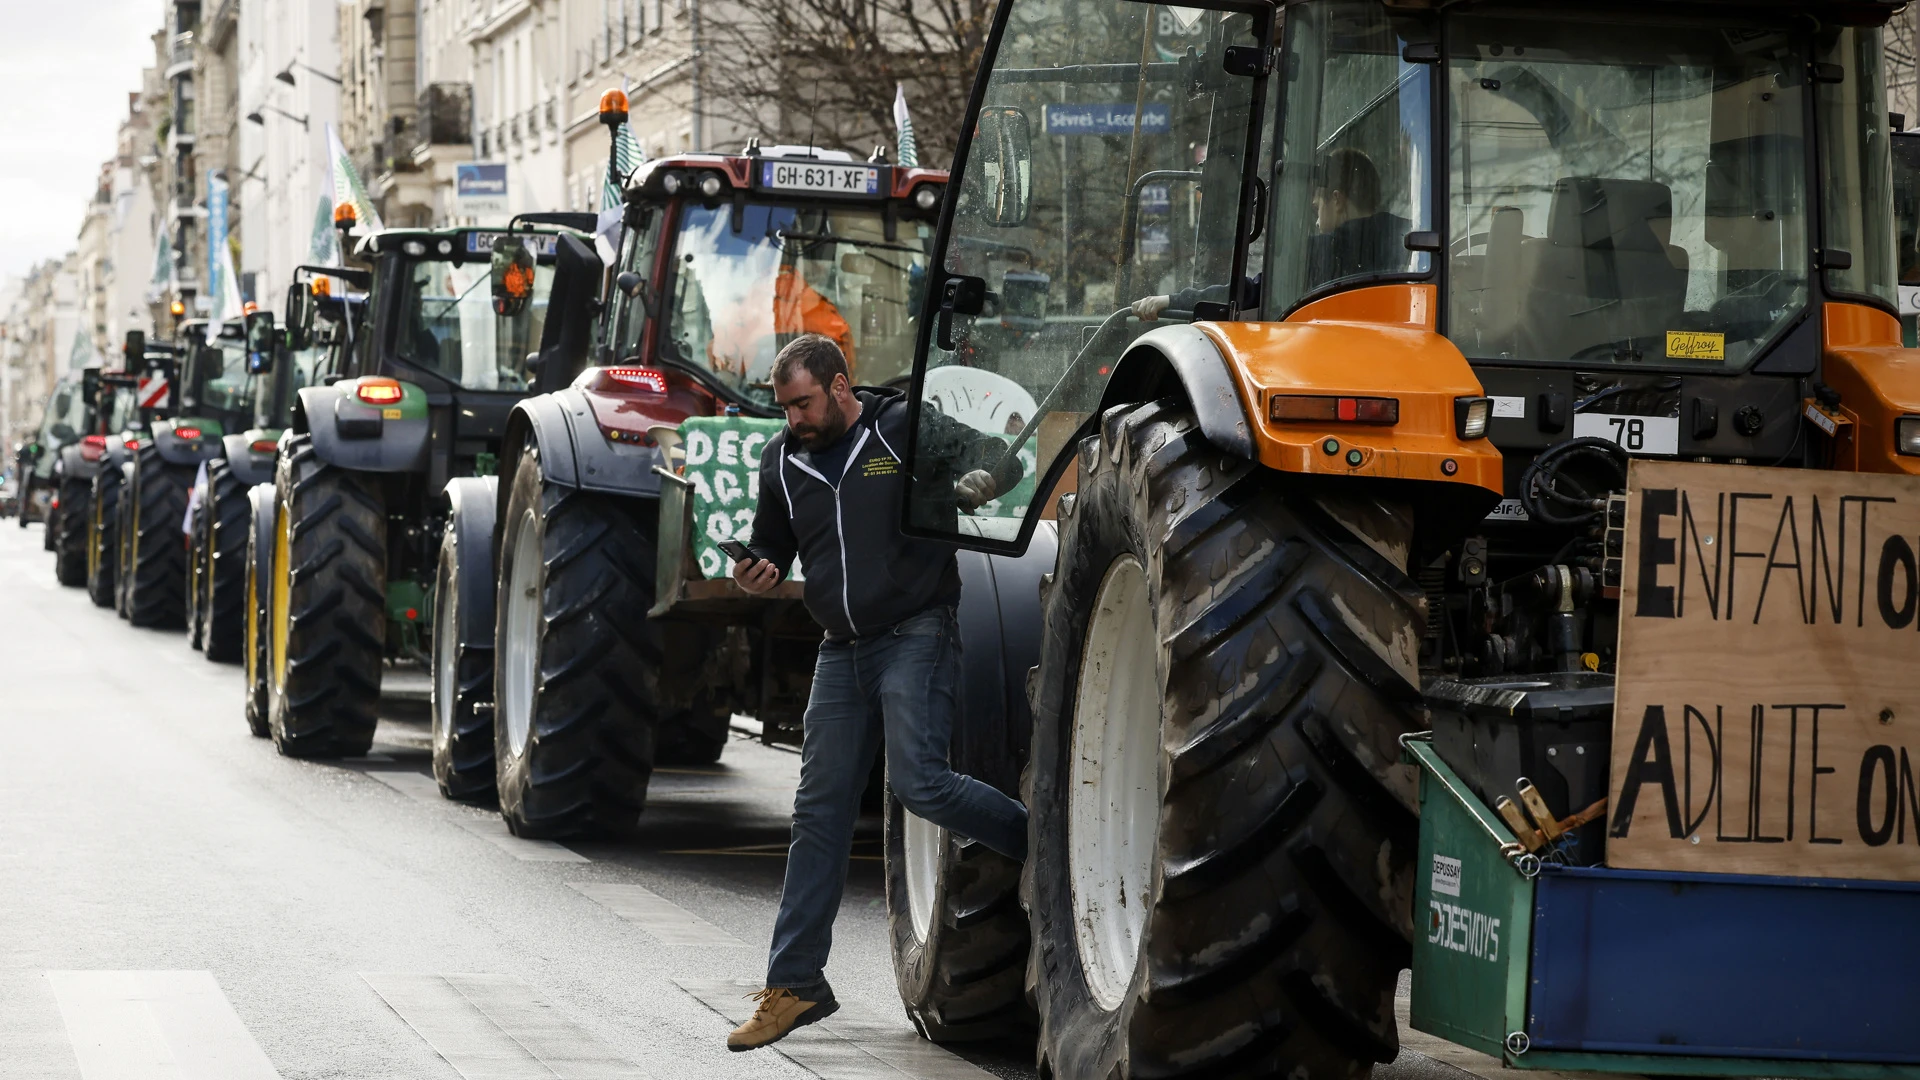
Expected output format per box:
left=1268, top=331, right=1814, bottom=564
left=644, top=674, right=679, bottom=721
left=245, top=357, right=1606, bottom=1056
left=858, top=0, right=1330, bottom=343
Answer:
left=308, top=192, right=340, bottom=266
left=326, top=122, right=384, bottom=233
left=149, top=223, right=172, bottom=299
left=68, top=328, right=97, bottom=372
left=206, top=239, right=245, bottom=342
left=893, top=84, right=918, bottom=167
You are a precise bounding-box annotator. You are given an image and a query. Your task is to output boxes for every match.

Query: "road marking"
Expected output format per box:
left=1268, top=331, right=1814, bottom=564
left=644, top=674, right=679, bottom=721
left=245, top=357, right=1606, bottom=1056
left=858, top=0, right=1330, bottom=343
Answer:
left=676, top=978, right=995, bottom=1080
left=456, top=817, right=589, bottom=863
left=364, top=972, right=652, bottom=1079
left=48, top=970, right=282, bottom=1080
left=365, top=769, right=444, bottom=803
left=567, top=883, right=746, bottom=947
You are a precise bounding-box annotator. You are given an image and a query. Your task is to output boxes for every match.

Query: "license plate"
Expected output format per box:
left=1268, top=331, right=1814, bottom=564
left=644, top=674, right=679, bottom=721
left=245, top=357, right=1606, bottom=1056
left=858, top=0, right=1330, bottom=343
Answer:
left=1573, top=412, right=1679, bottom=456
left=464, top=232, right=559, bottom=256
left=759, top=161, right=880, bottom=195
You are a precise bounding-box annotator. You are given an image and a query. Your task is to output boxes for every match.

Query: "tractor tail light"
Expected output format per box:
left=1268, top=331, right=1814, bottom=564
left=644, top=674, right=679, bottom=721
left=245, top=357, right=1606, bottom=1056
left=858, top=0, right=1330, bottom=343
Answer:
left=251, top=439, right=278, bottom=453
left=1269, top=395, right=1399, bottom=425
left=175, top=427, right=201, bottom=440
left=356, top=379, right=403, bottom=406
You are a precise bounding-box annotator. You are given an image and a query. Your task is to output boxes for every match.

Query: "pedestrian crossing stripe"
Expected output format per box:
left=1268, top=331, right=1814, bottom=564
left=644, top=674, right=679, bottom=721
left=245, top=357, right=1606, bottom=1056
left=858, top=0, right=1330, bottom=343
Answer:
left=48, top=970, right=282, bottom=1080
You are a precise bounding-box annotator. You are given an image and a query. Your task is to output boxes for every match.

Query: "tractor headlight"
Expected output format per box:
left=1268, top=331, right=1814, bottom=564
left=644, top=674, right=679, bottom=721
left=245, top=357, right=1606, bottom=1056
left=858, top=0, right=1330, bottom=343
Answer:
left=698, top=172, right=725, bottom=198
left=661, top=172, right=682, bottom=195
left=1455, top=397, right=1492, bottom=440
left=1897, top=416, right=1920, bottom=456
left=913, top=185, right=941, bottom=211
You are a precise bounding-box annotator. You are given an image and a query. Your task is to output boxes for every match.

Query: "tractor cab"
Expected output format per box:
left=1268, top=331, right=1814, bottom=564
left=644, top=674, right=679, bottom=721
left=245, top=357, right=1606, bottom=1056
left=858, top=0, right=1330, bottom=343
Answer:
left=587, top=146, right=948, bottom=409
left=1894, top=128, right=1920, bottom=344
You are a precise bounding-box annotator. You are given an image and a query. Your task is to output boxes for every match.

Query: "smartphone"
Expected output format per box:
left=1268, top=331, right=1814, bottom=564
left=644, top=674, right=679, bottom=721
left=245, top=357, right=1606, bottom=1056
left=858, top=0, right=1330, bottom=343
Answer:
left=716, top=539, right=757, bottom=565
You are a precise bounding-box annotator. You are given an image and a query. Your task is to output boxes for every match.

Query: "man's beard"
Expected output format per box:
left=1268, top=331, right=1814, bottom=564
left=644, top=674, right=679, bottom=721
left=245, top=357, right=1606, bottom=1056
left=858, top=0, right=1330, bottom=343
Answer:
left=791, top=395, right=850, bottom=451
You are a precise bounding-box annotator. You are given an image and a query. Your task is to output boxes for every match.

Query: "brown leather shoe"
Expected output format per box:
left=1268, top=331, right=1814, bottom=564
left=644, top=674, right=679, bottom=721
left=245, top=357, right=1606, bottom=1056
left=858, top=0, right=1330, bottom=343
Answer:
left=727, top=987, right=839, bottom=1051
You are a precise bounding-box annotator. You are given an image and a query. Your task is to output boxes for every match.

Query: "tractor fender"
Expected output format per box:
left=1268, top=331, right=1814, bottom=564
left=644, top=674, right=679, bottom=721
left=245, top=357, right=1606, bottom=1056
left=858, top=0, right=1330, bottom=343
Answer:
left=951, top=521, right=1060, bottom=792
left=102, top=435, right=133, bottom=472
left=246, top=481, right=275, bottom=610
left=220, top=435, right=276, bottom=488
left=57, top=443, right=102, bottom=482
left=499, top=387, right=666, bottom=500
left=1097, top=323, right=1256, bottom=460
left=439, top=476, right=499, bottom=650
left=293, top=384, right=430, bottom=473
left=149, top=418, right=224, bottom=467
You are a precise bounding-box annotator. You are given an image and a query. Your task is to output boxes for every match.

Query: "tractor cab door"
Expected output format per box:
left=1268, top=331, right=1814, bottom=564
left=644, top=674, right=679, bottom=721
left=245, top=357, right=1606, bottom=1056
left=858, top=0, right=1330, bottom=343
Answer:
left=902, top=0, right=1271, bottom=553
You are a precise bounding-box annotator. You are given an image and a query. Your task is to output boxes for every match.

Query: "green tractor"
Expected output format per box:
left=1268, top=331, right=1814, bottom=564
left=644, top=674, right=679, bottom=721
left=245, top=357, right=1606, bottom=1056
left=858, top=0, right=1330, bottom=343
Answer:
left=181, top=312, right=328, bottom=662
left=244, top=217, right=591, bottom=757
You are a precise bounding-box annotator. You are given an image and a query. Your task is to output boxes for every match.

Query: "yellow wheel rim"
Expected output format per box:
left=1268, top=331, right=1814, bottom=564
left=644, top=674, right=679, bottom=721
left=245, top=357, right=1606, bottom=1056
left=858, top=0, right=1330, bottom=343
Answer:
left=245, top=546, right=259, bottom=689
left=271, top=502, right=292, bottom=693
left=87, top=496, right=102, bottom=578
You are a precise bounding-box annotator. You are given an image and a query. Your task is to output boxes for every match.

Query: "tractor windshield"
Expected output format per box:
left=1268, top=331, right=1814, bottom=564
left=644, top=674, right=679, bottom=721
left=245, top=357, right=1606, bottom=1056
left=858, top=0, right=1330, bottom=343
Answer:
left=1894, top=132, right=1920, bottom=343
left=1442, top=11, right=1812, bottom=367
left=664, top=201, right=931, bottom=406
left=393, top=249, right=555, bottom=391
left=192, top=339, right=258, bottom=430
left=107, top=386, right=137, bottom=435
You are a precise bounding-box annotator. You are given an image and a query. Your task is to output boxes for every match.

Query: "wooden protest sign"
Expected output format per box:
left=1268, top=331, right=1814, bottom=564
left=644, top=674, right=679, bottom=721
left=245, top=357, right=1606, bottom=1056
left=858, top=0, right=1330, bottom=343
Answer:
left=1610, top=460, right=1920, bottom=881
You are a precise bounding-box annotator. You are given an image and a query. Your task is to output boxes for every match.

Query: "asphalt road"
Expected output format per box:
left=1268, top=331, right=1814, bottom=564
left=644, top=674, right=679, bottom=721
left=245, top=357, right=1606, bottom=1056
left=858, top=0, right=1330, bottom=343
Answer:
left=0, top=521, right=1535, bottom=1080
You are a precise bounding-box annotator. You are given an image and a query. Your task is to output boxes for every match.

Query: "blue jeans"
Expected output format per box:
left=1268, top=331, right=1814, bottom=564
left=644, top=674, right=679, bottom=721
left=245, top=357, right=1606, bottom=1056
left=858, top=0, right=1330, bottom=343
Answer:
left=765, top=606, right=1029, bottom=996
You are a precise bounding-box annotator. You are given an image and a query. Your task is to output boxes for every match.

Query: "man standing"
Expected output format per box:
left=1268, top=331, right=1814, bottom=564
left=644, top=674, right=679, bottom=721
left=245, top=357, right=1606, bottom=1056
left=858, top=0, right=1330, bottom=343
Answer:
left=726, top=335, right=1026, bottom=1051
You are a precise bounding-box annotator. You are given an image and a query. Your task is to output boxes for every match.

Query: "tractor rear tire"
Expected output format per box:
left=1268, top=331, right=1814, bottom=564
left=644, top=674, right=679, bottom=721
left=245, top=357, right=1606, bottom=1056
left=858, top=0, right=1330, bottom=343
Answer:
left=188, top=474, right=208, bottom=650
left=884, top=540, right=1053, bottom=1042
left=54, top=474, right=90, bottom=587
left=1024, top=401, right=1425, bottom=1080
left=86, top=466, right=122, bottom=608
left=267, top=435, right=385, bottom=758
left=431, top=517, right=497, bottom=800
left=493, top=451, right=659, bottom=838
left=243, top=484, right=274, bottom=738
left=126, top=445, right=194, bottom=629
left=114, top=462, right=136, bottom=618
left=201, top=459, right=249, bottom=662
left=653, top=698, right=731, bottom=767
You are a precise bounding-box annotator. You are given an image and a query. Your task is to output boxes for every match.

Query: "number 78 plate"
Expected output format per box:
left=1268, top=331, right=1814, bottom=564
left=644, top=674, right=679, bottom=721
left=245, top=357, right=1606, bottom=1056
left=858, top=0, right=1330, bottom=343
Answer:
left=1573, top=412, right=1680, bottom=455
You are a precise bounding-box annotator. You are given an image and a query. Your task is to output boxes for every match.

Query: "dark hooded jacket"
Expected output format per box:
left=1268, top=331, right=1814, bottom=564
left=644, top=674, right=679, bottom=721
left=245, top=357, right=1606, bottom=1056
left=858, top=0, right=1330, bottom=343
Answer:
left=747, top=386, right=1018, bottom=639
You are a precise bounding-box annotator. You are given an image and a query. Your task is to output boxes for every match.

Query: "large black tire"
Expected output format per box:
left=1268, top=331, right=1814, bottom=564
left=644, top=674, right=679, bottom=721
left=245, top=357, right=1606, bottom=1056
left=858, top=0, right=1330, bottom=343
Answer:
left=54, top=474, right=91, bottom=587
left=884, top=541, right=1053, bottom=1042
left=126, top=445, right=195, bottom=629
left=114, top=462, right=135, bottom=618
left=492, top=450, right=660, bottom=838
left=431, top=517, right=497, bottom=800
left=201, top=459, right=249, bottom=662
left=653, top=695, right=731, bottom=767
left=188, top=476, right=209, bottom=650
left=1023, top=401, right=1425, bottom=1080
left=267, top=435, right=385, bottom=758
left=86, top=466, right=123, bottom=609
left=242, top=484, right=274, bottom=738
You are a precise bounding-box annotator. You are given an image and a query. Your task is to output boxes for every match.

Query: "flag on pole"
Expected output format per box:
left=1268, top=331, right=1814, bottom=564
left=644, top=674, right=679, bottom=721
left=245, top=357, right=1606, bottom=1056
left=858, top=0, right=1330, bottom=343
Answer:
left=308, top=193, right=340, bottom=266
left=326, top=123, right=385, bottom=233
left=149, top=223, right=173, bottom=300
left=893, top=84, right=919, bottom=167
left=207, top=239, right=245, bottom=342
left=601, top=79, right=645, bottom=211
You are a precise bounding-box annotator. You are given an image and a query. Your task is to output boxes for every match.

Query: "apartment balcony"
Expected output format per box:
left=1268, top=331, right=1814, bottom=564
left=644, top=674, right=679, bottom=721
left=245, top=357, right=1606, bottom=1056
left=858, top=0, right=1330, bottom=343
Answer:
left=166, top=33, right=195, bottom=80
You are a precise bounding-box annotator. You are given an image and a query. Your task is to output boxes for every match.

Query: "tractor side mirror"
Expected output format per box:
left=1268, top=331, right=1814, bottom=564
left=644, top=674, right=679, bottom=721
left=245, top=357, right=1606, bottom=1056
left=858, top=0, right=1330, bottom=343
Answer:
left=492, top=236, right=537, bottom=318
left=616, top=270, right=645, bottom=297
left=81, top=369, right=100, bottom=409
left=245, top=310, right=277, bottom=374
left=285, top=282, right=313, bottom=351
left=974, top=106, right=1033, bottom=227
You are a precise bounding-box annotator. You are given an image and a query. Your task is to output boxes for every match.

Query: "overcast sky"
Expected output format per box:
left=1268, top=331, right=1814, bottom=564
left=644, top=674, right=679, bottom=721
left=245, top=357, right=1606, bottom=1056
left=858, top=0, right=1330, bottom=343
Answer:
left=0, top=0, right=161, bottom=281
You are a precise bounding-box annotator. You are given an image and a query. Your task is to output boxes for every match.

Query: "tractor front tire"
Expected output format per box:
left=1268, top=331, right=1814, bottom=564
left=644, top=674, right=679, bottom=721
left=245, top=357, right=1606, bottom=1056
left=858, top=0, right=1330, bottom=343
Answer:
left=1024, top=401, right=1425, bottom=1080
left=126, top=445, right=194, bottom=629
left=54, top=474, right=90, bottom=587
left=431, top=519, right=497, bottom=800
left=884, top=542, right=1052, bottom=1043
left=201, top=459, right=249, bottom=662
left=242, top=486, right=274, bottom=738
left=86, top=467, right=122, bottom=609
left=267, top=435, right=385, bottom=758
left=492, top=451, right=660, bottom=838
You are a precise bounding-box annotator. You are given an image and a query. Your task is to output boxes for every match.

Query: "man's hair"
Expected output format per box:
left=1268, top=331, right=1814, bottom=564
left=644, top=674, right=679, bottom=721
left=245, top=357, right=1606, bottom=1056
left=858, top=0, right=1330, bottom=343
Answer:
left=771, top=334, right=850, bottom=390
left=1320, top=147, right=1381, bottom=213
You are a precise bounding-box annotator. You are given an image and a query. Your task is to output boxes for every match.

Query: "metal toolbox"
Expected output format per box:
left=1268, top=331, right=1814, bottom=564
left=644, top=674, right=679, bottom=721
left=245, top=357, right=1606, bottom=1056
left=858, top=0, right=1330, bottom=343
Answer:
left=1405, top=737, right=1920, bottom=1078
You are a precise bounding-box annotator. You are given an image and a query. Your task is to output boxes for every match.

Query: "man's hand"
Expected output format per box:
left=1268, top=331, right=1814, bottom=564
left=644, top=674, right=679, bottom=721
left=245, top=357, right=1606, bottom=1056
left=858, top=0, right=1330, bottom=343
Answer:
left=732, top=557, right=780, bottom=595
left=1130, top=294, right=1172, bottom=321
left=956, top=469, right=998, bottom=511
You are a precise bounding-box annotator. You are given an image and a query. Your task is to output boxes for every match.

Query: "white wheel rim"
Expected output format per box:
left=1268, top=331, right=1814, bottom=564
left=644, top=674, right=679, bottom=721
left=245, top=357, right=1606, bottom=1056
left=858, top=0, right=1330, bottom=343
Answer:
left=433, top=558, right=458, bottom=750
left=1067, top=555, right=1161, bottom=1012
left=902, top=809, right=942, bottom=944
left=500, top=511, right=541, bottom=758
